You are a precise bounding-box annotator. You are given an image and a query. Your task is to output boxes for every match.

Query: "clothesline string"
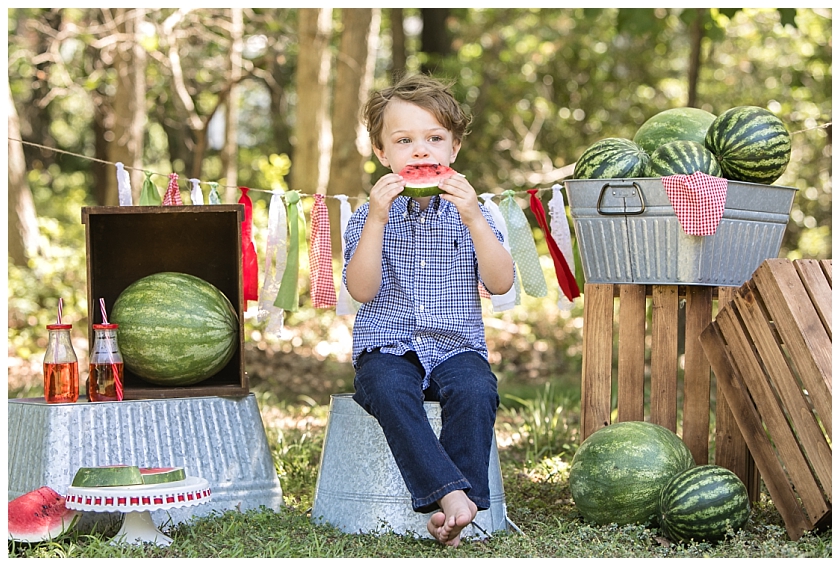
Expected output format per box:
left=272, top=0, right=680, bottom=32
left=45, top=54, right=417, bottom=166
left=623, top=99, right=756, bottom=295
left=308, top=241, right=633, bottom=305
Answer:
left=10, top=137, right=566, bottom=202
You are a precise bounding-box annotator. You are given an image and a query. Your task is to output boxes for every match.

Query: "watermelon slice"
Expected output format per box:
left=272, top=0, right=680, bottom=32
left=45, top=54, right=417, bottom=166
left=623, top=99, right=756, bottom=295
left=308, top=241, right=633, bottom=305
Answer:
left=71, top=464, right=143, bottom=487
left=399, top=163, right=458, bottom=197
left=8, top=486, right=80, bottom=543
left=139, top=466, right=186, bottom=485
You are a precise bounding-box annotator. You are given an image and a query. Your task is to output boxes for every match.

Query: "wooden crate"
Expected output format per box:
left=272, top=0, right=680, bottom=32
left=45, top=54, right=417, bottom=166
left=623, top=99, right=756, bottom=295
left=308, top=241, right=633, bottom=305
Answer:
left=82, top=205, right=248, bottom=399
left=699, top=259, right=831, bottom=540
left=581, top=283, right=760, bottom=500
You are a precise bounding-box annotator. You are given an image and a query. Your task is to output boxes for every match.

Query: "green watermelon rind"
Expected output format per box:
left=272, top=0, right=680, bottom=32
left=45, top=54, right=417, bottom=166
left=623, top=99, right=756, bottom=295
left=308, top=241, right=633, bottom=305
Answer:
left=111, top=272, right=239, bottom=387
left=646, top=140, right=723, bottom=177
left=633, top=107, right=717, bottom=154
left=71, top=465, right=143, bottom=487
left=140, top=466, right=187, bottom=485
left=569, top=421, right=695, bottom=527
left=573, top=138, right=650, bottom=180
left=401, top=186, right=444, bottom=198
left=704, top=105, right=791, bottom=184
left=658, top=465, right=751, bottom=542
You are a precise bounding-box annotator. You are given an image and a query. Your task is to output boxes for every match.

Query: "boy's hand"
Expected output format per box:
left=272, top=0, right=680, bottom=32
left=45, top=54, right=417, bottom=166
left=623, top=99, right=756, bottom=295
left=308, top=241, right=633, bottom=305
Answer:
left=439, top=174, right=483, bottom=228
left=368, top=172, right=405, bottom=225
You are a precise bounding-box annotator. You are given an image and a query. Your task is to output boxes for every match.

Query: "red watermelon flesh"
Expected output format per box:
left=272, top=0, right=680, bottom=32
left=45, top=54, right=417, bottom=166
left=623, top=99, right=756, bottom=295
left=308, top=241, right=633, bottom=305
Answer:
left=399, top=163, right=457, bottom=188
left=8, top=486, right=80, bottom=543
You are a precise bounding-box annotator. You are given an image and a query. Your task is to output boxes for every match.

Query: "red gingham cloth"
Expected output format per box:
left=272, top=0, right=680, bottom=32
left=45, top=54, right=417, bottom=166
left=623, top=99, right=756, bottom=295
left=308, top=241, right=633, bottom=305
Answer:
left=661, top=172, right=728, bottom=236
left=162, top=173, right=183, bottom=206
left=309, top=193, right=337, bottom=308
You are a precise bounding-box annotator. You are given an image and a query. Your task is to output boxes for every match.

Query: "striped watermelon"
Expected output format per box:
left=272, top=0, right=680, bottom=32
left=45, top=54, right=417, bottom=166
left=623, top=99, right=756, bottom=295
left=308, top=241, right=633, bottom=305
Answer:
left=111, top=272, right=238, bottom=386
left=658, top=465, right=751, bottom=542
left=704, top=106, right=791, bottom=184
left=573, top=138, right=650, bottom=180
left=646, top=140, right=722, bottom=177
left=569, top=421, right=695, bottom=526
left=633, top=107, right=717, bottom=154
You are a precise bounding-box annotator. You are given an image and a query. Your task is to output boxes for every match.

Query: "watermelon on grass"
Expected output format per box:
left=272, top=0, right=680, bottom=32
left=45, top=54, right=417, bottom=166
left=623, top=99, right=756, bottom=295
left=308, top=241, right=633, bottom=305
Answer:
left=399, top=163, right=457, bottom=197
left=658, top=465, right=751, bottom=542
left=111, top=272, right=238, bottom=387
left=569, top=421, right=695, bottom=526
left=573, top=138, right=650, bottom=180
left=8, top=486, right=80, bottom=543
left=646, top=140, right=722, bottom=177
left=633, top=107, right=717, bottom=154
left=704, top=106, right=791, bottom=184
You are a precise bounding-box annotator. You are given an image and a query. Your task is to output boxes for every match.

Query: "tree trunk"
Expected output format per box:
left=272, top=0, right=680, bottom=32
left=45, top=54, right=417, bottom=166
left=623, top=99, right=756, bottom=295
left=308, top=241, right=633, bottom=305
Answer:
left=390, top=8, right=406, bottom=82
left=8, top=80, right=41, bottom=265
left=327, top=8, right=379, bottom=256
left=107, top=8, right=147, bottom=205
left=420, top=8, right=451, bottom=75
left=222, top=8, right=244, bottom=203
left=293, top=8, right=333, bottom=193
left=687, top=8, right=705, bottom=108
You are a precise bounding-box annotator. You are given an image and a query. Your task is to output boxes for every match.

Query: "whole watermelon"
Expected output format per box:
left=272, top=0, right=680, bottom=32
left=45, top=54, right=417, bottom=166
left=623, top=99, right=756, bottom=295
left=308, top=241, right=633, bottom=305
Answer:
left=646, top=140, right=722, bottom=177
left=569, top=421, right=695, bottom=526
left=111, top=272, right=239, bottom=386
left=633, top=107, right=717, bottom=154
left=658, top=465, right=751, bottom=542
left=704, top=105, right=791, bottom=184
left=573, top=138, right=650, bottom=180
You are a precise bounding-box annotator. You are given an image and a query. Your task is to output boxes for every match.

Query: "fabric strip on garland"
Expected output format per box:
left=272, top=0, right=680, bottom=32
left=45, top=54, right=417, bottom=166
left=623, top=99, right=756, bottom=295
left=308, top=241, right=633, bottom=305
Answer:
left=479, top=193, right=517, bottom=312
left=239, top=187, right=259, bottom=303
left=500, top=190, right=546, bottom=298
left=139, top=172, right=161, bottom=205
left=116, top=162, right=132, bottom=206
left=274, top=190, right=305, bottom=312
left=189, top=178, right=204, bottom=205
left=335, top=195, right=360, bottom=316
left=258, top=190, right=288, bottom=334
left=309, top=193, right=337, bottom=308
left=162, top=172, right=183, bottom=206
left=528, top=189, right=580, bottom=302
left=207, top=181, right=223, bottom=204
left=548, top=184, right=578, bottom=311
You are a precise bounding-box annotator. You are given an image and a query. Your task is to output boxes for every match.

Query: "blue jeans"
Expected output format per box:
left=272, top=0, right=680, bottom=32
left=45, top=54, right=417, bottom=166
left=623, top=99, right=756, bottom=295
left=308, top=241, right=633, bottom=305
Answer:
left=352, top=349, right=499, bottom=513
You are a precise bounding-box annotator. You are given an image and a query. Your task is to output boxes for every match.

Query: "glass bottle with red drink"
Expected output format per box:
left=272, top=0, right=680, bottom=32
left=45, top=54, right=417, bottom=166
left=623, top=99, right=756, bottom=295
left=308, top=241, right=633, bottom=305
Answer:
left=88, top=323, right=124, bottom=402
left=43, top=323, right=79, bottom=404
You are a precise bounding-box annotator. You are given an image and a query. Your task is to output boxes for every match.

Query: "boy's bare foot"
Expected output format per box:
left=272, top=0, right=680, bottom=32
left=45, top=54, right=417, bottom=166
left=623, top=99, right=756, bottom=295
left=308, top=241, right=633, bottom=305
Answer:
left=427, top=490, right=477, bottom=547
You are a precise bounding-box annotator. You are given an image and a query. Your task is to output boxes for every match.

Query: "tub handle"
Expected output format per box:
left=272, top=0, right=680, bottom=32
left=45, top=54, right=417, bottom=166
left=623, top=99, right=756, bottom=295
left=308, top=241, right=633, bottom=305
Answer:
left=597, top=181, right=646, bottom=215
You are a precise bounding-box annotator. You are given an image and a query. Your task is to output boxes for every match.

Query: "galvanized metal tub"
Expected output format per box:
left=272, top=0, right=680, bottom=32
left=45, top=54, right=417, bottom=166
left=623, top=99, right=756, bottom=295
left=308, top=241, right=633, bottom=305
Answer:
left=7, top=394, right=283, bottom=532
left=566, top=177, right=797, bottom=286
left=312, top=394, right=509, bottom=539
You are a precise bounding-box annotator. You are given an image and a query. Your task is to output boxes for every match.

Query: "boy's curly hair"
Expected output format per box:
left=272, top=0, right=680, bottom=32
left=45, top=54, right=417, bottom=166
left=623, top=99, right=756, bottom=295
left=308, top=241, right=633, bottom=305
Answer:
left=363, top=74, right=472, bottom=150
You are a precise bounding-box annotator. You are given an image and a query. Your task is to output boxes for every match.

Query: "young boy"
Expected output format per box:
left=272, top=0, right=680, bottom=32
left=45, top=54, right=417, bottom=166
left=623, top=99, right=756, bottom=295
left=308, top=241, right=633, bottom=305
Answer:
left=343, top=74, right=515, bottom=547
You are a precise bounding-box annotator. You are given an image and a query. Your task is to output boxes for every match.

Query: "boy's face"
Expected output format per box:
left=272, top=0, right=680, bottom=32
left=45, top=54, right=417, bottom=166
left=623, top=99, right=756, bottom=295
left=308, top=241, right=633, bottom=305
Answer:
left=373, top=99, right=461, bottom=173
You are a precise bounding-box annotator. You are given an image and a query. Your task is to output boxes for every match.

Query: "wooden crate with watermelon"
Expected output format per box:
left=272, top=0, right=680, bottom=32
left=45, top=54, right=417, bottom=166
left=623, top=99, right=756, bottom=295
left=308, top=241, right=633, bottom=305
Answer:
left=82, top=205, right=248, bottom=400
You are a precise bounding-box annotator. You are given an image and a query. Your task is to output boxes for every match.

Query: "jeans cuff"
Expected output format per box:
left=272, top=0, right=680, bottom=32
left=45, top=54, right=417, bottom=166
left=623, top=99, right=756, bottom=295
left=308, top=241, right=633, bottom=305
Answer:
left=412, top=479, right=472, bottom=513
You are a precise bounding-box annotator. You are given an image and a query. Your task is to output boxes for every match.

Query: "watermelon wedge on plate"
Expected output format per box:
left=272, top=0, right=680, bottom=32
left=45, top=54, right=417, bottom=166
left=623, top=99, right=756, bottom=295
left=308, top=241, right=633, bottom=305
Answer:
left=8, top=486, right=80, bottom=543
left=399, top=163, right=458, bottom=197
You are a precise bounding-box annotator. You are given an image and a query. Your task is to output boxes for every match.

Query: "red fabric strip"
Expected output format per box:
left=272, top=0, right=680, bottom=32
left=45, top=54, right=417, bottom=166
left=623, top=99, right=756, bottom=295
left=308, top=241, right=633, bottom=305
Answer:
left=162, top=173, right=183, bottom=206
left=309, top=193, right=337, bottom=308
left=527, top=189, right=580, bottom=301
left=239, top=187, right=259, bottom=302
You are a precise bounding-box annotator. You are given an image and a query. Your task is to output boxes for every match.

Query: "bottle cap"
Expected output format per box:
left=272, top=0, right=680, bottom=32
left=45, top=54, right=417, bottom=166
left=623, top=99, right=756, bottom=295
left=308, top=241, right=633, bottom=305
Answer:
left=92, top=323, right=119, bottom=330
left=46, top=324, right=72, bottom=330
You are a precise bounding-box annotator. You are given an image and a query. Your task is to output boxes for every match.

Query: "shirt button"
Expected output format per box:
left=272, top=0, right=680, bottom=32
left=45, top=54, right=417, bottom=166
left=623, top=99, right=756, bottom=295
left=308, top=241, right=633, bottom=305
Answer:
left=419, top=217, right=425, bottom=224
left=420, top=260, right=426, bottom=267
left=418, top=305, right=425, bottom=312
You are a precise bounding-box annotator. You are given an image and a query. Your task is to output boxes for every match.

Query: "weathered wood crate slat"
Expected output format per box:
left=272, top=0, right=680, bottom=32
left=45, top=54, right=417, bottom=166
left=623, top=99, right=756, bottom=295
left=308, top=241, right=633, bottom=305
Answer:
left=699, top=258, right=832, bottom=541
left=581, top=283, right=759, bottom=500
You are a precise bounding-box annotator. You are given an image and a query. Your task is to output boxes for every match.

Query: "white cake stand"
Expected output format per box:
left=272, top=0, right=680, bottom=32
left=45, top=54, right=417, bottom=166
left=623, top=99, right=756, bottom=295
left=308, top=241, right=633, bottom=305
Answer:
left=65, top=477, right=211, bottom=547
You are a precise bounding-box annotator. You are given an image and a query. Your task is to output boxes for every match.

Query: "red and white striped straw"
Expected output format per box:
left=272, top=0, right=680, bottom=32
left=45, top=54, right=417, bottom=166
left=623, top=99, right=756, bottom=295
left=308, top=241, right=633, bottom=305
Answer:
left=99, top=298, right=109, bottom=324
left=115, top=366, right=123, bottom=401
left=57, top=298, right=63, bottom=325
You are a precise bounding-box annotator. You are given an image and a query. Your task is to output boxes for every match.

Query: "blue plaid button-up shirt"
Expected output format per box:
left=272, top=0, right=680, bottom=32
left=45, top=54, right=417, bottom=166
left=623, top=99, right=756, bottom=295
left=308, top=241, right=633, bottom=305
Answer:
left=343, top=195, right=506, bottom=389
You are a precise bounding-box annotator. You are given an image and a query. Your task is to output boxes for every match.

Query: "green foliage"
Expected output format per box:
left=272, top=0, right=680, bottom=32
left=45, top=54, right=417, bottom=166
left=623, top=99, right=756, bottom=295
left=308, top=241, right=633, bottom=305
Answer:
left=501, top=383, right=578, bottom=465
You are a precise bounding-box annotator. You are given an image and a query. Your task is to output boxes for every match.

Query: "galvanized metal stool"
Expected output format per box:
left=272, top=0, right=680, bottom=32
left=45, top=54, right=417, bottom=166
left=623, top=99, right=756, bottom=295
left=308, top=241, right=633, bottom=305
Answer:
left=312, top=393, right=510, bottom=539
